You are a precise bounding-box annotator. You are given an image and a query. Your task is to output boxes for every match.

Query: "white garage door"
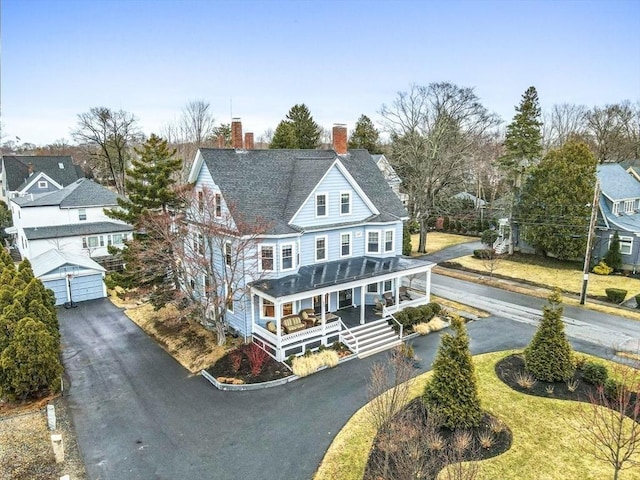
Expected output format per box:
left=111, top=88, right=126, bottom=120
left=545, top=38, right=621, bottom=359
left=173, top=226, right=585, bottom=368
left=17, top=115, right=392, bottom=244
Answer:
left=43, top=274, right=105, bottom=306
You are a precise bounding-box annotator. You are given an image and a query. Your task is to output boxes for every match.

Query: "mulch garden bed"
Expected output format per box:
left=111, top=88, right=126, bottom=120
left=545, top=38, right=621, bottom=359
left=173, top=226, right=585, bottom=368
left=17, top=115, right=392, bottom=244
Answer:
left=364, top=398, right=512, bottom=480
left=495, top=354, right=639, bottom=418
left=206, top=346, right=292, bottom=384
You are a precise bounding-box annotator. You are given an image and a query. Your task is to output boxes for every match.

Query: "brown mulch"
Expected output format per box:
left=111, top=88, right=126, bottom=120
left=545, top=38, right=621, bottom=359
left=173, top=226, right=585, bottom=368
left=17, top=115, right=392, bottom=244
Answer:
left=495, top=354, right=639, bottom=419
left=207, top=346, right=292, bottom=384
left=364, top=398, right=512, bottom=480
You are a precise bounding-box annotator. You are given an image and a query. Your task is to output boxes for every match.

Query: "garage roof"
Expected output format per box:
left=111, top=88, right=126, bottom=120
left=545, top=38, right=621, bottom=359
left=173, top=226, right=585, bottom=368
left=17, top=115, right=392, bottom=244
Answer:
left=32, top=249, right=106, bottom=278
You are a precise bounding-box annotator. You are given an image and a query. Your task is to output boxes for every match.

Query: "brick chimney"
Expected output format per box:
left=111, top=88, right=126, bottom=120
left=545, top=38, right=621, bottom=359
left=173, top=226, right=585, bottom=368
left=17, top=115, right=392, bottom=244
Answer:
left=244, top=132, right=254, bottom=150
left=332, top=124, right=347, bottom=155
left=232, top=118, right=243, bottom=149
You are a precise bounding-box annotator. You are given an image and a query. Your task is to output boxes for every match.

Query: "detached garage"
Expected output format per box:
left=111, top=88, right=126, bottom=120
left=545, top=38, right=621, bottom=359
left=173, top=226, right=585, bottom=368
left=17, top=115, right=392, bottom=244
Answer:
left=32, top=249, right=107, bottom=306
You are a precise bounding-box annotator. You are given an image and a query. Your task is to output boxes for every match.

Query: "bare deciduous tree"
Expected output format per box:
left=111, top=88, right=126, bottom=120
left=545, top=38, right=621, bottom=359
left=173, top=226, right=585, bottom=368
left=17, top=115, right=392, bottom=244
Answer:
left=71, top=107, right=142, bottom=195
left=381, top=83, right=500, bottom=253
left=542, top=103, right=588, bottom=151
left=181, top=100, right=216, bottom=146
left=585, top=102, right=639, bottom=163
left=574, top=361, right=640, bottom=480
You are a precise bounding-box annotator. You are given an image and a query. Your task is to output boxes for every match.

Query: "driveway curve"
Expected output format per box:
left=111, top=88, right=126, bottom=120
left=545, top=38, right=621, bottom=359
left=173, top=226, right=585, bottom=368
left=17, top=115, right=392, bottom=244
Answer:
left=60, top=297, right=612, bottom=480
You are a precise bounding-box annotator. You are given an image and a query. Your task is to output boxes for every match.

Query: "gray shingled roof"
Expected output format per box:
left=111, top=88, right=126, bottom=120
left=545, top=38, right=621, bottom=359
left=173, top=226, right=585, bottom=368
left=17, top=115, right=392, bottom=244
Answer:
left=32, top=249, right=106, bottom=277
left=13, top=178, right=122, bottom=208
left=2, top=155, right=83, bottom=192
left=198, top=148, right=407, bottom=235
left=597, top=164, right=640, bottom=201
left=23, top=221, right=132, bottom=240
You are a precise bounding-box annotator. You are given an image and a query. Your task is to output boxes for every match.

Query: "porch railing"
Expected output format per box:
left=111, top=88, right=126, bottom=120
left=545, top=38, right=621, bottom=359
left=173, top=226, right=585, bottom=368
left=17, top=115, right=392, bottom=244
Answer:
left=383, top=296, right=428, bottom=316
left=388, top=313, right=403, bottom=339
left=338, top=319, right=359, bottom=354
left=252, top=320, right=341, bottom=361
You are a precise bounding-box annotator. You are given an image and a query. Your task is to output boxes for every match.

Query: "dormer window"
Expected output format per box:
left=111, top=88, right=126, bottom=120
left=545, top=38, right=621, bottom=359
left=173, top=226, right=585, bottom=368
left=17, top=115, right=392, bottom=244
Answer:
left=624, top=200, right=634, bottom=214
left=38, top=180, right=48, bottom=189
left=612, top=202, right=620, bottom=215
left=316, top=193, right=327, bottom=217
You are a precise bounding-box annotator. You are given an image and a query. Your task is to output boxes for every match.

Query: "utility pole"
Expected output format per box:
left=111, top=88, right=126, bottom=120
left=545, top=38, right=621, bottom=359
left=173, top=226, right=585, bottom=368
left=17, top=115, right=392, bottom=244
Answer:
left=580, top=180, right=600, bottom=305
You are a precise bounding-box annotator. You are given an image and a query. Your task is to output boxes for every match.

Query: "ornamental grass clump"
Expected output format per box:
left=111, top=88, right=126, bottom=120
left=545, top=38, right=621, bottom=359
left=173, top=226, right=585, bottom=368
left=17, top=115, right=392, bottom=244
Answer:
left=423, top=314, right=482, bottom=429
left=292, top=349, right=339, bottom=377
left=524, top=289, right=575, bottom=382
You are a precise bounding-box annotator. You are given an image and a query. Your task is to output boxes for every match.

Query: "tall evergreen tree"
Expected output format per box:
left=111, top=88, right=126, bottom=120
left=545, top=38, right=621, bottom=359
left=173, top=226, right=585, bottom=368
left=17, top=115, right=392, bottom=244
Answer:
left=106, top=134, right=183, bottom=226
left=348, top=114, right=382, bottom=153
left=604, top=231, right=623, bottom=271
left=423, top=315, right=482, bottom=428
left=524, top=289, right=575, bottom=382
left=269, top=104, right=321, bottom=149
left=500, top=86, right=543, bottom=177
left=517, top=140, right=596, bottom=259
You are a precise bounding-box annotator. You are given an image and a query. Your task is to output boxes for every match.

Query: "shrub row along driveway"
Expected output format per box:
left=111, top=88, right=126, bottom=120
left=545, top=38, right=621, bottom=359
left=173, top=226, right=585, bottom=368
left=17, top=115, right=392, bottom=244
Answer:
left=60, top=293, right=623, bottom=480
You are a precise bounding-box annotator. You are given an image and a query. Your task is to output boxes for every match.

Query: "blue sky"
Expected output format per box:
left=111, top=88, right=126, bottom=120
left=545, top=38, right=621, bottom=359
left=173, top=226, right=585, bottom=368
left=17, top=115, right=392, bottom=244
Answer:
left=2, top=0, right=639, bottom=145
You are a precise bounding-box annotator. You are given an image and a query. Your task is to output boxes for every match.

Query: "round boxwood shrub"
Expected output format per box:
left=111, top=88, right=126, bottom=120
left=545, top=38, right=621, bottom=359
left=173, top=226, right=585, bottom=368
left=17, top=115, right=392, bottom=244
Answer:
left=427, top=302, right=442, bottom=316
left=481, top=229, right=499, bottom=247
left=605, top=288, right=627, bottom=304
left=603, top=378, right=624, bottom=400
left=582, top=361, right=608, bottom=386
left=473, top=248, right=495, bottom=259
left=416, top=305, right=434, bottom=323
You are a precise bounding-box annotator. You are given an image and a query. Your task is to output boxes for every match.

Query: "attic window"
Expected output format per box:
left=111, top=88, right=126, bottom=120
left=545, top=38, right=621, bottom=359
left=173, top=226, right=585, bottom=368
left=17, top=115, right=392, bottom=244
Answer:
left=58, top=162, right=64, bottom=169
left=38, top=180, right=48, bottom=189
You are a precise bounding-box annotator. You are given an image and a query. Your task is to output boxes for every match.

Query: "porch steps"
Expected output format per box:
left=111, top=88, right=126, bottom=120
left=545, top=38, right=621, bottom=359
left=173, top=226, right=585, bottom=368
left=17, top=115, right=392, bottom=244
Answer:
left=341, top=318, right=401, bottom=359
left=8, top=248, right=21, bottom=263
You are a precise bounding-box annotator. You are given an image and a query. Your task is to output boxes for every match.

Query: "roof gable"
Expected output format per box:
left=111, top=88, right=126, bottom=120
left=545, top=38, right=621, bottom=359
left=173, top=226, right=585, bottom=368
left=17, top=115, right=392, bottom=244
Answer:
left=193, top=148, right=407, bottom=235
left=11, top=178, right=121, bottom=208
left=2, top=155, right=82, bottom=192
left=19, top=171, right=63, bottom=193
left=32, top=249, right=106, bottom=277
left=597, top=164, right=640, bottom=201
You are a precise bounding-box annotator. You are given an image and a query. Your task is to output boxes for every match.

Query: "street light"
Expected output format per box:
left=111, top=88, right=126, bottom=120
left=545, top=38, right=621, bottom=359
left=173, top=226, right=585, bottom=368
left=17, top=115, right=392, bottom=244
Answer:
left=580, top=181, right=600, bottom=305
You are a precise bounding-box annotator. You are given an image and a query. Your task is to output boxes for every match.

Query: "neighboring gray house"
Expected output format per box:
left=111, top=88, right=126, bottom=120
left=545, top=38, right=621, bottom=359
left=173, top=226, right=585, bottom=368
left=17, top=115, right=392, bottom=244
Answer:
left=372, top=154, right=408, bottom=206
left=594, top=163, right=640, bottom=271
left=0, top=155, right=84, bottom=204
left=187, top=123, right=434, bottom=360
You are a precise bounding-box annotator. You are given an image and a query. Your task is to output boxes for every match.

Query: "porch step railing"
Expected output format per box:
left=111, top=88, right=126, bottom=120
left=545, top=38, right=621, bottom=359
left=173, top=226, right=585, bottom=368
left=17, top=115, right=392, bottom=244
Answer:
left=338, top=319, right=358, bottom=354
left=341, top=318, right=401, bottom=358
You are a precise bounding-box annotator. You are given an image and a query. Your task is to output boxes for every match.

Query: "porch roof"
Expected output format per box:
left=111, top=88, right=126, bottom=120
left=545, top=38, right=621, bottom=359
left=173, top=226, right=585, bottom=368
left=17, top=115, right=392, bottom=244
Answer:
left=250, top=255, right=433, bottom=299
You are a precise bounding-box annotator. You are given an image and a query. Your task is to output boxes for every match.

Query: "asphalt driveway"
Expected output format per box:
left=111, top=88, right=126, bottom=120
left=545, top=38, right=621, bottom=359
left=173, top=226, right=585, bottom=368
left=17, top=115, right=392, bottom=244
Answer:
left=60, top=298, right=612, bottom=480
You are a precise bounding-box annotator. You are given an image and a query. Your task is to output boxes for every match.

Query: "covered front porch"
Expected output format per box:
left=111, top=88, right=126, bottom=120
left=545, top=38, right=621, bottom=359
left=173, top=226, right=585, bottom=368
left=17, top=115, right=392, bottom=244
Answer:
left=250, top=256, right=434, bottom=361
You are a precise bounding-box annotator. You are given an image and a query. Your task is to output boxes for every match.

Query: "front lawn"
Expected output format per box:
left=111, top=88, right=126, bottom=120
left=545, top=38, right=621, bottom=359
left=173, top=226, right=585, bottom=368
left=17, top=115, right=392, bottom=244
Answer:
left=314, top=351, right=640, bottom=480
left=452, top=253, right=640, bottom=303
left=410, top=232, right=477, bottom=255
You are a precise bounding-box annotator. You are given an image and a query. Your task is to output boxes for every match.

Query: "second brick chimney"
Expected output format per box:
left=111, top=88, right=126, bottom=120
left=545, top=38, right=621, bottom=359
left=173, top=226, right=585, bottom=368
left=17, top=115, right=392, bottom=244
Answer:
left=232, top=118, right=243, bottom=149
left=244, top=132, right=254, bottom=150
left=332, top=124, right=348, bottom=155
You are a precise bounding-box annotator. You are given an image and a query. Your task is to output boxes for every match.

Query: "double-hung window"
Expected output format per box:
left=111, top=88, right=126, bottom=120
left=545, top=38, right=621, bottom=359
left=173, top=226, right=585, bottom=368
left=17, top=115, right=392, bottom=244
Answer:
left=315, top=236, right=328, bottom=262
left=215, top=193, right=222, bottom=217
left=260, top=245, right=274, bottom=271
left=225, top=282, right=234, bottom=313
left=78, top=209, right=87, bottom=221
left=340, top=192, right=351, bottom=215
left=224, top=242, right=232, bottom=266
left=262, top=299, right=275, bottom=318
left=620, top=236, right=633, bottom=255
left=624, top=200, right=634, bottom=213
left=281, top=244, right=294, bottom=270
left=367, top=283, right=378, bottom=293
left=367, top=231, right=380, bottom=253
left=340, top=233, right=351, bottom=257
left=613, top=202, right=620, bottom=215
left=197, top=191, right=204, bottom=212
left=384, top=230, right=394, bottom=252
left=316, top=193, right=327, bottom=217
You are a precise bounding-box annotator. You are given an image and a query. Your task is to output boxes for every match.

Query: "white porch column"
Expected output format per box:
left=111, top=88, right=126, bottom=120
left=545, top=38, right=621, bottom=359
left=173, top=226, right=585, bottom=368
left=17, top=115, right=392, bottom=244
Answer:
left=275, top=300, right=283, bottom=361
left=360, top=285, right=365, bottom=325
left=321, top=294, right=327, bottom=336
left=250, top=291, right=255, bottom=336
left=394, top=276, right=400, bottom=308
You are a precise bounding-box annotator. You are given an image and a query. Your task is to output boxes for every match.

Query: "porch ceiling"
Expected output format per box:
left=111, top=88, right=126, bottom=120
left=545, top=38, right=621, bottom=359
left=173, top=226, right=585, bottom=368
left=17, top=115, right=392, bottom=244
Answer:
left=250, top=256, right=433, bottom=298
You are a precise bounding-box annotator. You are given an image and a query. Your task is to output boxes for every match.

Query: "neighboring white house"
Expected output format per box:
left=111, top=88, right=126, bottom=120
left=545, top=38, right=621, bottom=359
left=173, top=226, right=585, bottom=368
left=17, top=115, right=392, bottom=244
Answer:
left=372, top=154, right=409, bottom=206
left=8, top=178, right=132, bottom=261
left=1, top=155, right=84, bottom=204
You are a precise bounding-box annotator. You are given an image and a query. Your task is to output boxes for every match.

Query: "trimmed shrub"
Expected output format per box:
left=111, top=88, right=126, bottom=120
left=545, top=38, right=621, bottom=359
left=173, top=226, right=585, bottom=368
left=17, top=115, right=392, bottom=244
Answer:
left=428, top=302, right=442, bottom=315
left=635, top=293, right=640, bottom=308
left=473, top=248, right=495, bottom=259
left=481, top=229, right=499, bottom=247
left=423, top=315, right=482, bottom=429
left=603, top=378, right=624, bottom=400
left=582, top=361, right=608, bottom=386
left=605, top=288, right=627, bottom=304
left=524, top=290, right=575, bottom=382
left=592, top=261, right=613, bottom=275
left=416, top=304, right=434, bottom=323
left=442, top=216, right=450, bottom=231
